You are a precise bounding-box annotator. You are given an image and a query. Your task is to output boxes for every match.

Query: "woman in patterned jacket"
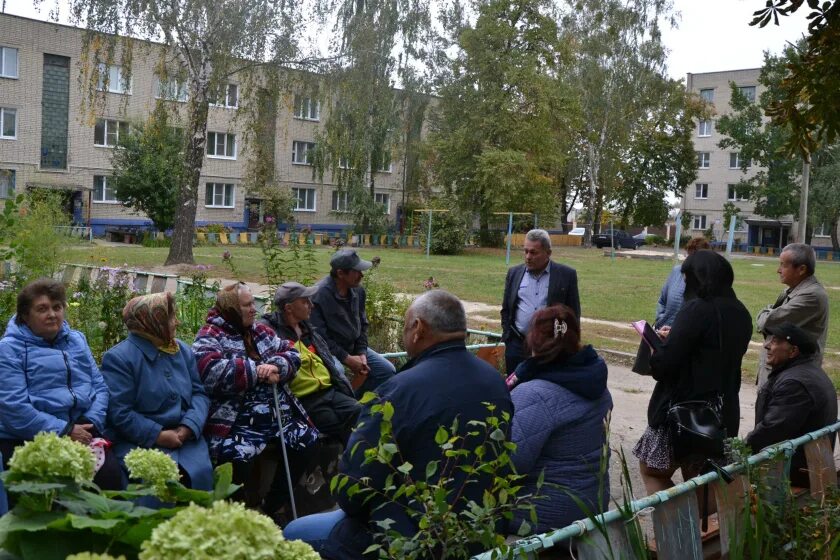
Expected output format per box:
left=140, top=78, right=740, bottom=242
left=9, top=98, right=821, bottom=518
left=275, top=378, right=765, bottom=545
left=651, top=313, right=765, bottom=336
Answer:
left=193, top=282, right=319, bottom=516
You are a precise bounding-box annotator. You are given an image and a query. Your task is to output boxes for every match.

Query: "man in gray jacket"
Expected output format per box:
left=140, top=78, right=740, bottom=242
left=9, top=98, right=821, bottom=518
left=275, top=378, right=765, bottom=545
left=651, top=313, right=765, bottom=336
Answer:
left=756, top=243, right=829, bottom=386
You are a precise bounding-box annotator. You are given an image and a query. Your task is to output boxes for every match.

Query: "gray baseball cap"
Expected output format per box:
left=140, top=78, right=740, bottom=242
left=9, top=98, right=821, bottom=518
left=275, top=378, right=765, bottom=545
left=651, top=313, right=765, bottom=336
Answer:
left=330, top=249, right=373, bottom=272
left=274, top=282, right=319, bottom=308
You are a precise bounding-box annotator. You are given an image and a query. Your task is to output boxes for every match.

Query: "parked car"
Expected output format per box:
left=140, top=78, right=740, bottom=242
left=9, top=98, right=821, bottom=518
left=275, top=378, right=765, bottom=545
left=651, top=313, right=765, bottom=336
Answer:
left=568, top=227, right=586, bottom=236
left=591, top=229, right=641, bottom=249
left=632, top=232, right=648, bottom=246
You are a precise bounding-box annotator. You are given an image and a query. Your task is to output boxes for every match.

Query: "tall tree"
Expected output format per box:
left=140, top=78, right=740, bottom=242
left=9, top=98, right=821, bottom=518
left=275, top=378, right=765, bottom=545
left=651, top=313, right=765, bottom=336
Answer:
left=428, top=0, right=574, bottom=239
left=808, top=143, right=840, bottom=250
left=55, top=0, right=308, bottom=264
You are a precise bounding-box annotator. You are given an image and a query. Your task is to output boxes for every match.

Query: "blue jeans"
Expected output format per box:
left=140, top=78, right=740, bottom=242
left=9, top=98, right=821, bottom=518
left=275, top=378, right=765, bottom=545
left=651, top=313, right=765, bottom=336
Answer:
left=333, top=349, right=396, bottom=398
left=283, top=508, right=347, bottom=552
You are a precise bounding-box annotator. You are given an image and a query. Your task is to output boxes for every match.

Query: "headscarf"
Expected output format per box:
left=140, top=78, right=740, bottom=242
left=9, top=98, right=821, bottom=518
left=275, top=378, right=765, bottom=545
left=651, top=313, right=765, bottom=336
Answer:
left=122, top=292, right=179, bottom=354
left=214, top=283, right=260, bottom=361
left=681, top=249, right=736, bottom=301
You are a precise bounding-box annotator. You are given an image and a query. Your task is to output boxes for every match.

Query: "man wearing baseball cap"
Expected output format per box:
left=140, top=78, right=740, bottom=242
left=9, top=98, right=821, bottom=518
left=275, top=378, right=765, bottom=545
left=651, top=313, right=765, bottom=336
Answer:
left=310, top=250, right=396, bottom=396
left=261, top=282, right=361, bottom=444
left=746, top=322, right=837, bottom=487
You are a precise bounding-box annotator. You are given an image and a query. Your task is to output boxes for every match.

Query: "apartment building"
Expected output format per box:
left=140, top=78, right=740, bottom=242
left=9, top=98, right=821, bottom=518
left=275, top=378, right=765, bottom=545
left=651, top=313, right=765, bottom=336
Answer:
left=684, top=68, right=793, bottom=249
left=0, top=13, right=413, bottom=235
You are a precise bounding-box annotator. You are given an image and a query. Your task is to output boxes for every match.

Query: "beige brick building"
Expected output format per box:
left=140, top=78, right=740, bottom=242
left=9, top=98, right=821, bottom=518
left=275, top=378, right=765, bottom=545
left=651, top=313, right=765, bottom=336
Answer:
left=683, top=68, right=793, bottom=249
left=0, top=13, right=415, bottom=236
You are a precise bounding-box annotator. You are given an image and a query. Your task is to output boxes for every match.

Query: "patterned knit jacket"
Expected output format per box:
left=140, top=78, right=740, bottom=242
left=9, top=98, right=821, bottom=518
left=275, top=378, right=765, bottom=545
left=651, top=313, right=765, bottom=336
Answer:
left=192, top=308, right=306, bottom=438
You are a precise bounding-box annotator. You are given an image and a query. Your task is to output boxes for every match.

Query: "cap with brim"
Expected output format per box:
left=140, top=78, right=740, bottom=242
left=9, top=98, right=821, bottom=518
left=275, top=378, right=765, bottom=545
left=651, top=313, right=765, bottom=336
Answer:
left=274, top=282, right=319, bottom=308
left=765, top=322, right=818, bottom=355
left=330, top=249, right=373, bottom=272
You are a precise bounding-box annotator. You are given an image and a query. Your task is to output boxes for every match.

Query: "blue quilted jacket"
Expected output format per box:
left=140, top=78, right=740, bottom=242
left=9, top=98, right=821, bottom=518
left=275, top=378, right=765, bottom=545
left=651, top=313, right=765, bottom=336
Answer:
left=509, top=346, right=612, bottom=534
left=0, top=317, right=109, bottom=440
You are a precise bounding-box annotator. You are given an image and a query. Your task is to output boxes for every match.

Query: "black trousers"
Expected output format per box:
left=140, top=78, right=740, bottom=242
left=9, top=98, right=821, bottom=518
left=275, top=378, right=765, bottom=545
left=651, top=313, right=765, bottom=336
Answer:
left=299, top=388, right=362, bottom=445
left=230, top=443, right=320, bottom=513
left=504, top=335, right=526, bottom=375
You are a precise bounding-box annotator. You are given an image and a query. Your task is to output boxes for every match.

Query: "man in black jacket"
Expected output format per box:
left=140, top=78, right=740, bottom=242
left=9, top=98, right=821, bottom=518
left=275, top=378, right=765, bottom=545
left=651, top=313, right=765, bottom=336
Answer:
left=746, top=322, right=837, bottom=487
left=501, top=229, right=580, bottom=373
left=262, top=282, right=361, bottom=444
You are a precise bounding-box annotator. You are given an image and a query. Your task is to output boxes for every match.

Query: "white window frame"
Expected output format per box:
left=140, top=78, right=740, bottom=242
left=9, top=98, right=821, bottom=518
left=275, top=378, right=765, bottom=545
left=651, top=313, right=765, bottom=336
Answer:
left=294, top=95, right=320, bottom=121
left=377, top=152, right=393, bottom=173
left=331, top=190, right=350, bottom=212
left=94, top=119, right=129, bottom=147
left=155, top=77, right=188, bottom=102
left=0, top=107, right=16, bottom=139
left=0, top=46, right=18, bottom=79
left=374, top=192, right=391, bottom=214
left=292, top=141, right=316, bottom=165
left=694, top=183, right=708, bottom=199
left=697, top=152, right=710, bottom=169
left=210, top=84, right=238, bottom=108
left=813, top=223, right=830, bottom=237
left=699, top=88, right=714, bottom=102
left=738, top=86, right=756, bottom=102
left=93, top=175, right=119, bottom=204
left=727, top=184, right=749, bottom=202
left=205, top=182, right=235, bottom=208
left=292, top=188, right=316, bottom=212
left=692, top=214, right=707, bottom=230
left=0, top=169, right=15, bottom=199
left=97, top=63, right=131, bottom=94
left=206, top=132, right=237, bottom=159
left=729, top=152, right=751, bottom=169
left=698, top=119, right=712, bottom=137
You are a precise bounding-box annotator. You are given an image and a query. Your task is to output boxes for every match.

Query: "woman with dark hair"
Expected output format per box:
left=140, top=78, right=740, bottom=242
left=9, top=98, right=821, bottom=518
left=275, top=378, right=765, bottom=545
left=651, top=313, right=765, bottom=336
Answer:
left=192, top=282, right=319, bottom=517
left=0, top=278, right=122, bottom=489
left=102, top=292, right=213, bottom=490
left=635, top=250, right=752, bottom=494
left=506, top=304, right=612, bottom=533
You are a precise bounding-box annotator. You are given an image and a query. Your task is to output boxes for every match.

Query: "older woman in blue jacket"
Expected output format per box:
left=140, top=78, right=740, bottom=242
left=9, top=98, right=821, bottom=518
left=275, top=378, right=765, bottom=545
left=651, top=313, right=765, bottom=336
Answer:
left=506, top=305, right=612, bottom=534
left=0, top=278, right=121, bottom=489
left=102, top=292, right=213, bottom=490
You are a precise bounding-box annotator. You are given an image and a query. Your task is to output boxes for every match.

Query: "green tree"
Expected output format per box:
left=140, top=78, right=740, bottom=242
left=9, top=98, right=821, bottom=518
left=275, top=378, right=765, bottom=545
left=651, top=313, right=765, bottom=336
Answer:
left=428, top=0, right=570, bottom=238
left=56, top=0, right=307, bottom=265
left=110, top=108, right=183, bottom=232
left=809, top=143, right=840, bottom=250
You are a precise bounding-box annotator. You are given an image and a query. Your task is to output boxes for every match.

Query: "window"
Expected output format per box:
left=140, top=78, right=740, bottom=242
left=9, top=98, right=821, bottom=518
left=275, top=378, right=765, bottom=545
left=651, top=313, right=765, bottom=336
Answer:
left=97, top=64, right=131, bottom=94
left=155, top=77, right=188, bottom=102
left=700, top=88, right=714, bottom=102
left=209, top=84, right=238, bottom=108
left=331, top=190, right=350, bottom=212
left=698, top=119, right=712, bottom=137
left=94, top=119, right=129, bottom=147
left=813, top=223, right=830, bottom=237
left=93, top=175, right=118, bottom=203
left=694, top=183, right=708, bottom=199
left=692, top=214, right=707, bottom=230
left=206, top=132, right=236, bottom=159
left=293, top=188, right=316, bottom=211
left=738, top=86, right=756, bottom=102
left=729, top=152, right=751, bottom=169
left=294, top=95, right=320, bottom=120
left=374, top=192, right=390, bottom=214
left=697, top=152, right=710, bottom=168
left=292, top=141, right=316, bottom=165
left=376, top=152, right=393, bottom=173
left=0, top=46, right=18, bottom=79
left=0, top=107, right=16, bottom=139
left=727, top=184, right=749, bottom=201
left=205, top=182, right=235, bottom=208
left=0, top=170, right=15, bottom=199
left=338, top=156, right=352, bottom=169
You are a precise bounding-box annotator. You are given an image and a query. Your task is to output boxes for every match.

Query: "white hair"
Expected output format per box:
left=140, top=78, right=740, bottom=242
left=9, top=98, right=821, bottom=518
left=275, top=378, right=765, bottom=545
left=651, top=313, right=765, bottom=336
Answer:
left=526, top=229, right=551, bottom=251
left=410, top=290, right=466, bottom=333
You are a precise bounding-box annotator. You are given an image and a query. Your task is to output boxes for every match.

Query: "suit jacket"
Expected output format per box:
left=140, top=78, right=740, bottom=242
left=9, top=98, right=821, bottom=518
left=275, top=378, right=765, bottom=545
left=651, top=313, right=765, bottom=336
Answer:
left=500, top=260, right=580, bottom=342
left=756, top=275, right=829, bottom=386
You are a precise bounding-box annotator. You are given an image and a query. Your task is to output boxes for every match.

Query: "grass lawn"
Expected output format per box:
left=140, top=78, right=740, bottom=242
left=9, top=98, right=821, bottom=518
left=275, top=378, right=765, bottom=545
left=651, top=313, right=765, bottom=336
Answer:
left=65, top=243, right=840, bottom=380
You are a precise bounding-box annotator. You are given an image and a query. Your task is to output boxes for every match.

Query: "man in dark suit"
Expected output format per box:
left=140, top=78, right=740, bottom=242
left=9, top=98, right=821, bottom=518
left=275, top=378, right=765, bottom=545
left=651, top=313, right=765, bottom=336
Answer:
left=501, top=229, right=580, bottom=374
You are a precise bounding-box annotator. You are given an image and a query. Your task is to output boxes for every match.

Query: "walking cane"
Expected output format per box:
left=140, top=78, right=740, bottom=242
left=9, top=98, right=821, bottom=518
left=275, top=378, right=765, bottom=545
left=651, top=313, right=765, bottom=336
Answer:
left=272, top=383, right=298, bottom=520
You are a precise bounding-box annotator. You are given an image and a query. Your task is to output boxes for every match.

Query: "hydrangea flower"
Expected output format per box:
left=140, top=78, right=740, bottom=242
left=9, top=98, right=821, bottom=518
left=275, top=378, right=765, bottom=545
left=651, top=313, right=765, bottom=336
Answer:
left=66, top=553, right=126, bottom=560
left=124, top=448, right=180, bottom=497
left=139, top=501, right=319, bottom=560
left=7, top=432, right=95, bottom=483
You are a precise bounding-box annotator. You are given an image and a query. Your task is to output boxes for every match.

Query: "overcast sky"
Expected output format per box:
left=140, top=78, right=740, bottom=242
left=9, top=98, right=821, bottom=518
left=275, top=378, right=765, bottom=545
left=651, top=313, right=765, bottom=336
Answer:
left=4, top=0, right=813, bottom=82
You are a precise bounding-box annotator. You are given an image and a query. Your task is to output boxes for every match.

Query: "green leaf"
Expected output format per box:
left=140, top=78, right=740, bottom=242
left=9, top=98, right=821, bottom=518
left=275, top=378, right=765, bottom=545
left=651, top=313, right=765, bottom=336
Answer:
left=489, top=428, right=506, bottom=442
left=397, top=462, right=413, bottom=475
left=425, top=460, right=439, bottom=480
left=434, top=426, right=449, bottom=445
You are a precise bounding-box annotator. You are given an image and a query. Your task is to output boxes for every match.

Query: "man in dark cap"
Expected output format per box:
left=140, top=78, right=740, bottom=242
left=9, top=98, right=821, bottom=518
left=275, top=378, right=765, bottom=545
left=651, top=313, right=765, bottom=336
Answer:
left=261, top=282, right=361, bottom=444
left=310, top=249, right=396, bottom=396
left=746, top=322, right=837, bottom=486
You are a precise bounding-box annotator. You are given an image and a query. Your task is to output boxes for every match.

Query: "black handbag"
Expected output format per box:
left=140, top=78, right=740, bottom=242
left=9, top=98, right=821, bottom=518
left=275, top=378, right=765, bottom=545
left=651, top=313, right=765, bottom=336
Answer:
left=632, top=339, right=652, bottom=375
left=667, top=397, right=727, bottom=459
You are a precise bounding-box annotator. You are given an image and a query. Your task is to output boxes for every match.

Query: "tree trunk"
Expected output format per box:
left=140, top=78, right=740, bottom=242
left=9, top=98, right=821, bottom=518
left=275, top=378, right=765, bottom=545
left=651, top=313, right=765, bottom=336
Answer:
left=165, top=72, right=210, bottom=266
left=831, top=215, right=840, bottom=252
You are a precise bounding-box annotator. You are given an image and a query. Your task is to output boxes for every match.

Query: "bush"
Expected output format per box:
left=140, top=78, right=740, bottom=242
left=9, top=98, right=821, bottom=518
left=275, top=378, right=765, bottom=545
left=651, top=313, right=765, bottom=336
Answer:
left=141, top=232, right=171, bottom=248
left=420, top=212, right=469, bottom=255
left=363, top=264, right=411, bottom=354
left=476, top=229, right=506, bottom=248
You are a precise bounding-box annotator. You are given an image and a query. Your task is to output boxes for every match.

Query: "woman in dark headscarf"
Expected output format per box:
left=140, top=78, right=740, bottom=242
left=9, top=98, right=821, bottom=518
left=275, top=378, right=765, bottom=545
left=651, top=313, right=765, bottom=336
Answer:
left=634, top=250, right=753, bottom=494
left=102, top=292, right=213, bottom=490
left=192, top=282, right=319, bottom=516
